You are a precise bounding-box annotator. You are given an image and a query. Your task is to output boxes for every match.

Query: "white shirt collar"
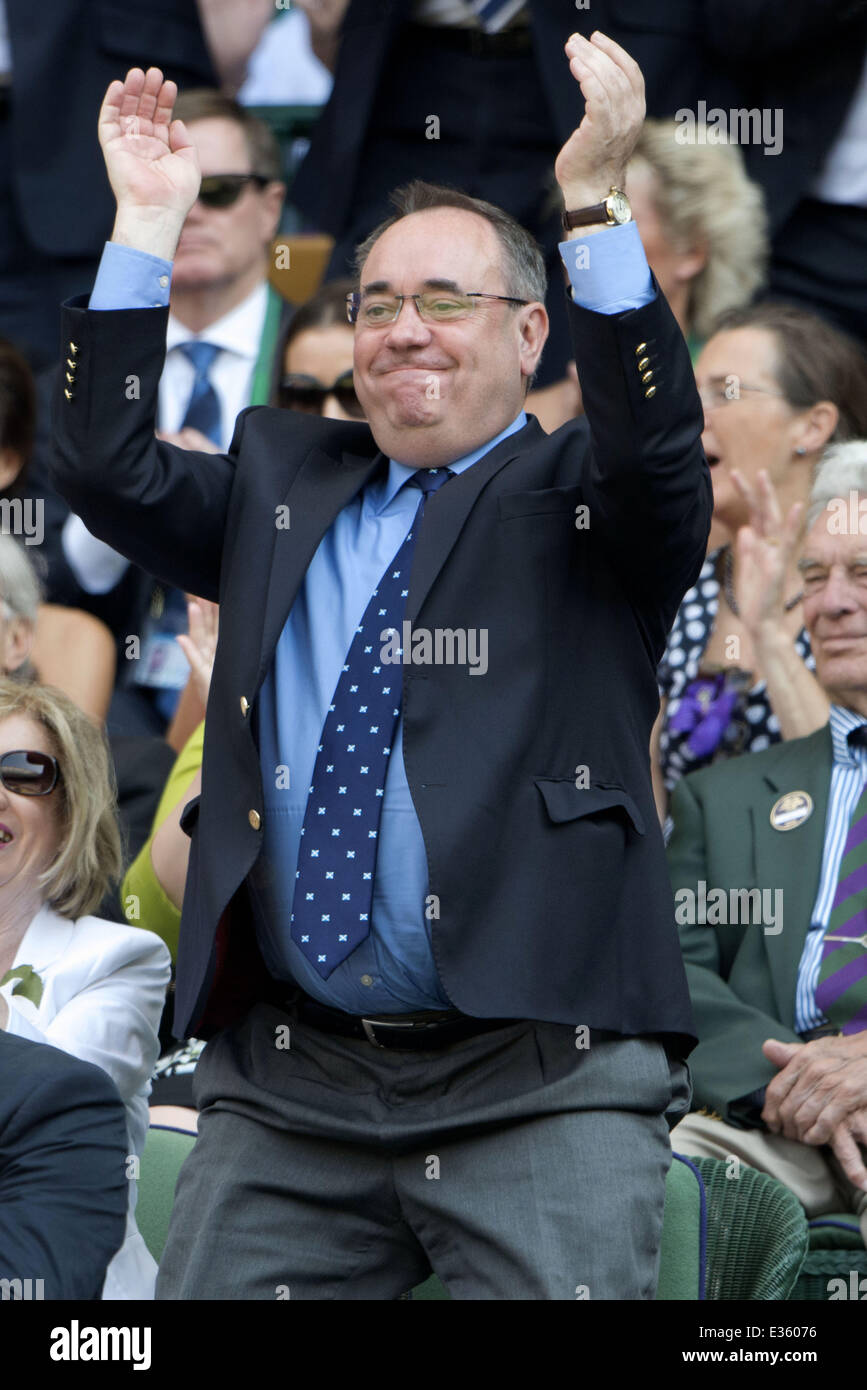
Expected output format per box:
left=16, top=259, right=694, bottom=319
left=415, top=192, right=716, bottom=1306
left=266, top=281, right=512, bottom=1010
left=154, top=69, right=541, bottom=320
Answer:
left=166, top=279, right=269, bottom=361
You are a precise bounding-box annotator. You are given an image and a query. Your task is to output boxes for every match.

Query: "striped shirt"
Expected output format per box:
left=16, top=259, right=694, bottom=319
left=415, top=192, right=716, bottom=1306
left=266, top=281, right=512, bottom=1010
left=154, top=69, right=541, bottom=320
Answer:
left=796, top=704, right=867, bottom=1031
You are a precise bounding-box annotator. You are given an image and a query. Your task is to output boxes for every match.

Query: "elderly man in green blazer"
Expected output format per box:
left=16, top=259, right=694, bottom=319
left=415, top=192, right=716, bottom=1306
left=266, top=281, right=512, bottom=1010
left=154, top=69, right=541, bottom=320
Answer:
left=668, top=440, right=867, bottom=1246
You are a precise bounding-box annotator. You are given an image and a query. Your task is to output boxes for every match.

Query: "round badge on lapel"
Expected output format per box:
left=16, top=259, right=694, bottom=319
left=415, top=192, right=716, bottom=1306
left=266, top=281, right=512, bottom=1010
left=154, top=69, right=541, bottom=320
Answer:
left=769, top=791, right=814, bottom=832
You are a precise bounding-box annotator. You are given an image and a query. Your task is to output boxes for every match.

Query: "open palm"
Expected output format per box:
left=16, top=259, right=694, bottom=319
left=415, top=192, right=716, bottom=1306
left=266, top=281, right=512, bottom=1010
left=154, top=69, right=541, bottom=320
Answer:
left=731, top=468, right=805, bottom=635
left=98, top=67, right=201, bottom=219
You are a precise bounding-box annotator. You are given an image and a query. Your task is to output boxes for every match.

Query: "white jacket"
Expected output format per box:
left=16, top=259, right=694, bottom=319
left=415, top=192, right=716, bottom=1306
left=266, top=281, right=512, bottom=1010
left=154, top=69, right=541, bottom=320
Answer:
left=0, top=903, right=171, bottom=1299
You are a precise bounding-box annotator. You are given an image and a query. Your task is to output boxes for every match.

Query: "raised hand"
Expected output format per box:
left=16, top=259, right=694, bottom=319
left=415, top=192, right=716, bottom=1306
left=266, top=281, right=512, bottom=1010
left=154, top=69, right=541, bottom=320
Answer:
left=98, top=67, right=201, bottom=258
left=555, top=32, right=645, bottom=209
left=730, top=468, right=805, bottom=637
left=176, top=597, right=219, bottom=709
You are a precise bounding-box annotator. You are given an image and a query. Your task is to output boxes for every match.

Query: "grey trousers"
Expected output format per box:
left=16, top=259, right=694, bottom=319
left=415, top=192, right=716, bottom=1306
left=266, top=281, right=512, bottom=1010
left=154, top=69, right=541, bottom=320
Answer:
left=155, top=1002, right=691, bottom=1300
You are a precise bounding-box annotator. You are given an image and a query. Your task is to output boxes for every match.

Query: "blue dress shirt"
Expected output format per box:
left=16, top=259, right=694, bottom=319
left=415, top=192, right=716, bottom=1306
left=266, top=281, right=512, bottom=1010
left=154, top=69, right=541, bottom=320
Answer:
left=89, top=220, right=654, bottom=1012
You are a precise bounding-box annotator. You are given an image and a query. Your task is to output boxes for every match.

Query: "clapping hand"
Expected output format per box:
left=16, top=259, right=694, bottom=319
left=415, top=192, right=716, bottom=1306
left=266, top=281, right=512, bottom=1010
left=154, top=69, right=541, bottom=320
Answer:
left=176, top=597, right=219, bottom=709
left=730, top=468, right=805, bottom=637
left=555, top=32, right=645, bottom=211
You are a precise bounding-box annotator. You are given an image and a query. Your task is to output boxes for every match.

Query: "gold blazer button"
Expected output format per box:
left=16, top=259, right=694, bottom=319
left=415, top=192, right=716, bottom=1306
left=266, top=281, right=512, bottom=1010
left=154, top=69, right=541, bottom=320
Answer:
left=248, top=809, right=261, bottom=830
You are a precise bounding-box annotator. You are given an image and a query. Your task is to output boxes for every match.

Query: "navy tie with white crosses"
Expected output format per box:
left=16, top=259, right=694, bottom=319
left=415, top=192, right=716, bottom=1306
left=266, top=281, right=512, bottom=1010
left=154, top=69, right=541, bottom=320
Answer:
left=291, top=467, right=453, bottom=976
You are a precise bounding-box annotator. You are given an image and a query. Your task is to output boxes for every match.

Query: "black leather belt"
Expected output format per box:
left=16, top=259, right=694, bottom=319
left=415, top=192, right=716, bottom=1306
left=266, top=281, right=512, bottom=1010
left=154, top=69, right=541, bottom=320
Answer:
left=404, top=22, right=533, bottom=58
left=286, top=989, right=516, bottom=1050
left=800, top=1024, right=843, bottom=1041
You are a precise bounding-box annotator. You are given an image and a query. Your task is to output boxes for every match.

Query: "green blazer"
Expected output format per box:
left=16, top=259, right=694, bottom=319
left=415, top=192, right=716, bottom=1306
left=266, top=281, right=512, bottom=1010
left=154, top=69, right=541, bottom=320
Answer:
left=667, top=725, right=833, bottom=1124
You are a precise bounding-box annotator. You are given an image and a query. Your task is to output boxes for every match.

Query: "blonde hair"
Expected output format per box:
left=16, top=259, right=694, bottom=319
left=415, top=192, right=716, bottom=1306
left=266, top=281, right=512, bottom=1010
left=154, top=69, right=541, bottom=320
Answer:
left=0, top=678, right=122, bottom=918
left=629, top=119, right=768, bottom=341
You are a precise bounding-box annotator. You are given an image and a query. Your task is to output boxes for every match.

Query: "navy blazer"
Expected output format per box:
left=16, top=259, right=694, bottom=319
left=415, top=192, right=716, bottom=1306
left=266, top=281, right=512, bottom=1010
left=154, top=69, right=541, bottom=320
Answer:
left=0, top=1033, right=128, bottom=1300
left=50, top=279, right=711, bottom=1052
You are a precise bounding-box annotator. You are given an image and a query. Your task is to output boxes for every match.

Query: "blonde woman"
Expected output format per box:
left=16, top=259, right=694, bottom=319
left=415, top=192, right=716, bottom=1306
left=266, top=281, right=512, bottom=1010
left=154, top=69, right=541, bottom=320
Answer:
left=626, top=117, right=768, bottom=351
left=532, top=116, right=769, bottom=432
left=0, top=679, right=171, bottom=1298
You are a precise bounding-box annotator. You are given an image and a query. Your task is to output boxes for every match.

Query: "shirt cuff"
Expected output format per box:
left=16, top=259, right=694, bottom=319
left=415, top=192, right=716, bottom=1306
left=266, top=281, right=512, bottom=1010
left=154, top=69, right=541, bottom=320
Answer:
left=89, top=242, right=173, bottom=311
left=559, top=221, right=654, bottom=315
left=62, top=513, right=131, bottom=594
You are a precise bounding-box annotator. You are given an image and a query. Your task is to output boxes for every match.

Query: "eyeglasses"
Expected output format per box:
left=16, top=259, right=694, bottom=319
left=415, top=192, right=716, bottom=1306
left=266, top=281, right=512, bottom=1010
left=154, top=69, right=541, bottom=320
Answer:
left=0, top=750, right=60, bottom=796
left=278, top=370, right=365, bottom=419
left=697, top=381, right=786, bottom=411
left=346, top=290, right=529, bottom=327
left=196, top=174, right=270, bottom=209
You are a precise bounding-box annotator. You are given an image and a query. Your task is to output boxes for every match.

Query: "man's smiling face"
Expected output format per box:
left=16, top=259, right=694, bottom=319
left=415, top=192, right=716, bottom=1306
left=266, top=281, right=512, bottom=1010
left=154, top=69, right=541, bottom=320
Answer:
left=352, top=207, right=547, bottom=468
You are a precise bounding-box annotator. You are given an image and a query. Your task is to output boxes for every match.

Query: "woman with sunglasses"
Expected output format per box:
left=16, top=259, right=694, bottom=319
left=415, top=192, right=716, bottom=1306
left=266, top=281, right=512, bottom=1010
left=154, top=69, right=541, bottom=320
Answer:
left=652, top=301, right=867, bottom=830
left=274, top=276, right=366, bottom=422
left=0, top=678, right=171, bottom=1298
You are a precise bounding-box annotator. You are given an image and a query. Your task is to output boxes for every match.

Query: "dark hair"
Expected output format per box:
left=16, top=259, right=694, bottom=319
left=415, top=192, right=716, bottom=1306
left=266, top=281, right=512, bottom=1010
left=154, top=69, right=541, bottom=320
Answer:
left=709, top=301, right=867, bottom=443
left=0, top=338, right=36, bottom=478
left=352, top=180, right=547, bottom=305
left=270, top=278, right=357, bottom=408
left=281, top=277, right=357, bottom=360
left=172, top=88, right=284, bottom=184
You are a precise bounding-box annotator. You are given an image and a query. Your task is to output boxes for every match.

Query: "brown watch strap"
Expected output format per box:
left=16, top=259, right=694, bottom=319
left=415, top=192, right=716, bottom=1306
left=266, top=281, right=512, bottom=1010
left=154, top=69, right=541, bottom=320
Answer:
left=562, top=202, right=612, bottom=232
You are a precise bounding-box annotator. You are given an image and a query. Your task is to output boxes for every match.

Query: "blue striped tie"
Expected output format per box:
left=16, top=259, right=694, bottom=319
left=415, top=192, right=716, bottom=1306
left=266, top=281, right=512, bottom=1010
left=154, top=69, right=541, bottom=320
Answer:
left=178, top=341, right=221, bottom=446
left=470, top=0, right=525, bottom=35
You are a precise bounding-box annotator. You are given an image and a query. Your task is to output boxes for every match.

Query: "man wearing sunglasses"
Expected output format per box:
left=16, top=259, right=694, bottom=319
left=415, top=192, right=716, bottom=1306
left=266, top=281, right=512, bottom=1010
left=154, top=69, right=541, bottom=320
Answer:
left=52, top=34, right=710, bottom=1300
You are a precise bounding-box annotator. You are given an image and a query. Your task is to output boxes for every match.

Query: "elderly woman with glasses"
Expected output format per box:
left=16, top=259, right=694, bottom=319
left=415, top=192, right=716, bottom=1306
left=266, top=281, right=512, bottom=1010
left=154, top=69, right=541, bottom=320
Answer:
left=0, top=678, right=171, bottom=1298
left=652, top=301, right=867, bottom=829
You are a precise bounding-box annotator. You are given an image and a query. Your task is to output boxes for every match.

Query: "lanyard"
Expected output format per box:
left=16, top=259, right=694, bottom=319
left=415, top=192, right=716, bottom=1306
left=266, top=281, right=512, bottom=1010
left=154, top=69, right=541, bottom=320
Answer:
left=249, top=284, right=283, bottom=406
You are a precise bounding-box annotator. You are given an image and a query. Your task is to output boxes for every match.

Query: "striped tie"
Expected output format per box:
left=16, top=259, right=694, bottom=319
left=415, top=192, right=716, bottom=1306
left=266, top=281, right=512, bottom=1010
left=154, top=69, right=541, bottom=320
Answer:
left=816, top=764, right=867, bottom=1035
left=470, top=0, right=526, bottom=35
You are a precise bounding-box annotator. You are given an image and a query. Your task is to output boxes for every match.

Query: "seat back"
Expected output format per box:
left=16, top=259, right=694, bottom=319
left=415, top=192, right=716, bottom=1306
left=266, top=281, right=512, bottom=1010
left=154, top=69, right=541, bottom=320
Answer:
left=137, top=1125, right=196, bottom=1262
left=690, top=1155, right=809, bottom=1299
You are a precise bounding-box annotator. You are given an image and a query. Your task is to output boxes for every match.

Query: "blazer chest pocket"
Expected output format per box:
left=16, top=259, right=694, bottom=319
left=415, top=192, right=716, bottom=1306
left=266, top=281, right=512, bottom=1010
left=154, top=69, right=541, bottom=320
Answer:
left=535, top=778, right=646, bottom=836
left=498, top=486, right=582, bottom=521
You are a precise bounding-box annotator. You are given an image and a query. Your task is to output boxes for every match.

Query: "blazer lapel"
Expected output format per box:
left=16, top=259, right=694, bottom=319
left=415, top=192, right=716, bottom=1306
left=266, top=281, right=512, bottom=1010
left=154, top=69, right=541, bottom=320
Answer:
left=253, top=445, right=384, bottom=693
left=406, top=417, right=546, bottom=624
left=253, top=417, right=546, bottom=688
left=751, top=725, right=832, bottom=1022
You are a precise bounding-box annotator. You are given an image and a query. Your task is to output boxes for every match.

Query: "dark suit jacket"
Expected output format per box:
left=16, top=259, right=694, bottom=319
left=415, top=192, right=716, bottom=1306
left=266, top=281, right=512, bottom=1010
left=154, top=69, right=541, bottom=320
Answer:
left=50, top=280, right=711, bottom=1051
left=0, top=1033, right=128, bottom=1299
left=293, top=0, right=867, bottom=239
left=667, top=726, right=836, bottom=1124
left=5, top=0, right=215, bottom=257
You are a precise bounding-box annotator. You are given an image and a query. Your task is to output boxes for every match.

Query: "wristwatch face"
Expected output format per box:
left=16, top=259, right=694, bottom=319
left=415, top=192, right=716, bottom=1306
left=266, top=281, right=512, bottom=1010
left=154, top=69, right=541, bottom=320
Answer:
left=606, top=190, right=631, bottom=224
